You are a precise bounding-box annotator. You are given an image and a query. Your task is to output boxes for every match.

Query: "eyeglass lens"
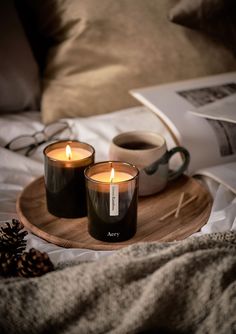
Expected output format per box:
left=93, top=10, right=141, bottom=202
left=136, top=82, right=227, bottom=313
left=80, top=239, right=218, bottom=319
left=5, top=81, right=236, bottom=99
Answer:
left=44, top=122, right=69, bottom=138
left=8, top=136, right=36, bottom=150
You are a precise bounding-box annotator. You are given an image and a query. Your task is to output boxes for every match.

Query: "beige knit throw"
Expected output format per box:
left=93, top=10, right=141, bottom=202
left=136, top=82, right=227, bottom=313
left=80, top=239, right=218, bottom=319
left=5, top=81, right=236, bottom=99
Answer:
left=0, top=232, right=236, bottom=334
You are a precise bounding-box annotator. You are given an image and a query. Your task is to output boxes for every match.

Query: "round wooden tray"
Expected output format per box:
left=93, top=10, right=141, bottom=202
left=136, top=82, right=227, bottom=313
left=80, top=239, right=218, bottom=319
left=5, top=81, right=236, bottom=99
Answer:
left=16, top=176, right=212, bottom=250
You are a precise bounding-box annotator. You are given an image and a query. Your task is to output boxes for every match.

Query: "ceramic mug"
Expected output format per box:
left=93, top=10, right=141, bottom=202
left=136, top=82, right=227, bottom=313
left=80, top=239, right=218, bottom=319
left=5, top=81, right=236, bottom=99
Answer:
left=109, top=131, right=190, bottom=196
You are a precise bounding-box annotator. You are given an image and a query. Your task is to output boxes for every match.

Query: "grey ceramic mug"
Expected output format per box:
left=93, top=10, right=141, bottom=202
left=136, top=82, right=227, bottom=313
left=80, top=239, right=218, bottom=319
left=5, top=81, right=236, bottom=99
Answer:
left=109, top=131, right=190, bottom=196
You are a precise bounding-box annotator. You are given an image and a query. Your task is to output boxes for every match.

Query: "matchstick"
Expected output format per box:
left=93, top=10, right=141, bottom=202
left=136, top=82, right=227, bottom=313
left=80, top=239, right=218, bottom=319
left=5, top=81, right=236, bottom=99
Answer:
left=159, top=194, right=198, bottom=221
left=175, top=192, right=185, bottom=218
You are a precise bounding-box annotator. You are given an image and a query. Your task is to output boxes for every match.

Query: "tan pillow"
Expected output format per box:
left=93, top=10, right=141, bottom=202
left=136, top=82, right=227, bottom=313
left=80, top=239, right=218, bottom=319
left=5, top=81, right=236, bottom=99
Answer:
left=32, top=0, right=236, bottom=123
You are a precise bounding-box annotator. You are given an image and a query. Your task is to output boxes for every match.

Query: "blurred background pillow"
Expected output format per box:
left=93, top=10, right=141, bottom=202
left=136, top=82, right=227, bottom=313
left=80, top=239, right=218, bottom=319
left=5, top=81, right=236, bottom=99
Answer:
left=16, top=0, right=236, bottom=123
left=0, top=0, right=40, bottom=113
left=169, top=0, right=236, bottom=55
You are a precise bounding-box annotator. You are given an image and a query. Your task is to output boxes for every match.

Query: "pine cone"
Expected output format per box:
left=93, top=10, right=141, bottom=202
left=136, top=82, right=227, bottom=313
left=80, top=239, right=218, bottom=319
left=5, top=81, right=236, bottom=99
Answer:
left=0, top=251, right=18, bottom=277
left=17, top=248, right=54, bottom=278
left=0, top=219, right=27, bottom=255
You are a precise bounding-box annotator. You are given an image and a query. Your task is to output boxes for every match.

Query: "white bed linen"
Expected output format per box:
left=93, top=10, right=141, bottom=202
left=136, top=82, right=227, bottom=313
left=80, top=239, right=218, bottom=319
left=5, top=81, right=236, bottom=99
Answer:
left=0, top=107, right=235, bottom=264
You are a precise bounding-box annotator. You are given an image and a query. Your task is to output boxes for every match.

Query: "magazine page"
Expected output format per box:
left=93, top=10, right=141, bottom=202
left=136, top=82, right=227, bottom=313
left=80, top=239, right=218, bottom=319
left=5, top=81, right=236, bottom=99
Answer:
left=194, top=161, right=236, bottom=194
left=130, top=72, right=236, bottom=174
left=177, top=82, right=236, bottom=123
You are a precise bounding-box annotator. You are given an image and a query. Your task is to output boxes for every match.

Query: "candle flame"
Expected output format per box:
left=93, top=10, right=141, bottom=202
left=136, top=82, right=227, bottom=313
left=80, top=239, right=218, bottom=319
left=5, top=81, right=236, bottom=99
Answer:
left=110, top=168, right=115, bottom=183
left=66, top=144, right=72, bottom=160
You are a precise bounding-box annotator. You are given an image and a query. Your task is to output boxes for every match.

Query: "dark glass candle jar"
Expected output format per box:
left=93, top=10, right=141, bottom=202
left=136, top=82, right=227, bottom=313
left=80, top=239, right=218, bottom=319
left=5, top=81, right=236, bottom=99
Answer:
left=44, top=140, right=95, bottom=218
left=85, top=161, right=139, bottom=242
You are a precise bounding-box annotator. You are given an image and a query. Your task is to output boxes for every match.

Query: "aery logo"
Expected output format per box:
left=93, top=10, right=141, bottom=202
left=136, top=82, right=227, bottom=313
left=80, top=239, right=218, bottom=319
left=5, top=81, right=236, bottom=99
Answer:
left=107, top=232, right=120, bottom=237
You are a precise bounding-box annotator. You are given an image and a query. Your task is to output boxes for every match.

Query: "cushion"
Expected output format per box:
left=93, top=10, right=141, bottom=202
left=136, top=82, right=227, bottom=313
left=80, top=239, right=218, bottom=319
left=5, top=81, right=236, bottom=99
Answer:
left=23, top=0, right=236, bottom=124
left=169, top=0, right=236, bottom=55
left=0, top=0, right=40, bottom=113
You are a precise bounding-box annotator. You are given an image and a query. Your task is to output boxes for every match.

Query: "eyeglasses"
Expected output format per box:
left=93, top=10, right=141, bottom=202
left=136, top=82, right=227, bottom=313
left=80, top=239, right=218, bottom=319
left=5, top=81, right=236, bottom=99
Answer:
left=5, top=122, right=73, bottom=156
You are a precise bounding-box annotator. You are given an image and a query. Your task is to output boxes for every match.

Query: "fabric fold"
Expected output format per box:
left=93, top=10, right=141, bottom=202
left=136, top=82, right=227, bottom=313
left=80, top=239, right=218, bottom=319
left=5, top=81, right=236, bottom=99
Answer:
left=0, top=231, right=236, bottom=334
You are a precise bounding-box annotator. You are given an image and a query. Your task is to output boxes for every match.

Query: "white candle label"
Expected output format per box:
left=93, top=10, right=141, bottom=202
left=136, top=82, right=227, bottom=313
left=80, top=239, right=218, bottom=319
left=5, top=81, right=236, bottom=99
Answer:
left=109, top=184, right=119, bottom=216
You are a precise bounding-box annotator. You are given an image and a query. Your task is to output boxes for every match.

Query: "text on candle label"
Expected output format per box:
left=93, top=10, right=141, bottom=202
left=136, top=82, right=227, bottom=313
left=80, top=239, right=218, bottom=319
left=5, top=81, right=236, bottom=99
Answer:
left=107, top=232, right=120, bottom=237
left=109, top=184, right=119, bottom=216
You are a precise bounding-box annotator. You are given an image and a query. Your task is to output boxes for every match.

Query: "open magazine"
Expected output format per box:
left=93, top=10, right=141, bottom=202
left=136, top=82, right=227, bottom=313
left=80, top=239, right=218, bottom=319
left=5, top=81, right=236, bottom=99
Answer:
left=130, top=72, right=236, bottom=194
left=177, top=79, right=236, bottom=123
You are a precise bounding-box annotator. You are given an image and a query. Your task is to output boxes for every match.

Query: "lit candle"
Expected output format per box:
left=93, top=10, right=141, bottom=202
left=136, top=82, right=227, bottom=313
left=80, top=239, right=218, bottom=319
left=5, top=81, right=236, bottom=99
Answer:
left=44, top=140, right=95, bottom=218
left=85, top=161, right=139, bottom=242
left=46, top=145, right=92, bottom=162
left=91, top=169, right=133, bottom=183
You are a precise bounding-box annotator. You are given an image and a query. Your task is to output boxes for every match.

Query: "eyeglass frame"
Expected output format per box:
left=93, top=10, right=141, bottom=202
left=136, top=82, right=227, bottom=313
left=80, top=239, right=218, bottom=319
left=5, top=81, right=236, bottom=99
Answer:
left=4, top=121, right=72, bottom=157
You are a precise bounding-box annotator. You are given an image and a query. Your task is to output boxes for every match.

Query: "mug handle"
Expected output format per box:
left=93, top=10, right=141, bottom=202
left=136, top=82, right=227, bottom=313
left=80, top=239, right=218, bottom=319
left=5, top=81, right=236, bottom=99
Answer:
left=167, top=147, right=190, bottom=181
left=143, top=146, right=190, bottom=177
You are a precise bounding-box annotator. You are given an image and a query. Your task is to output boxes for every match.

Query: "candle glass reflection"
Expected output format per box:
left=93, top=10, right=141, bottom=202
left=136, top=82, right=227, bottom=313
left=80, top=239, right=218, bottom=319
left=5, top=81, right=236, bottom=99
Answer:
left=44, top=140, right=95, bottom=218
left=85, top=161, right=139, bottom=242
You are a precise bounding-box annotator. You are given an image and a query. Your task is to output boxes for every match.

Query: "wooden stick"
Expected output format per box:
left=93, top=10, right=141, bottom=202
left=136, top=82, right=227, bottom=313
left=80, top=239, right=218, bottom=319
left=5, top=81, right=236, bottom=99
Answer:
left=159, top=194, right=198, bottom=221
left=174, top=192, right=185, bottom=218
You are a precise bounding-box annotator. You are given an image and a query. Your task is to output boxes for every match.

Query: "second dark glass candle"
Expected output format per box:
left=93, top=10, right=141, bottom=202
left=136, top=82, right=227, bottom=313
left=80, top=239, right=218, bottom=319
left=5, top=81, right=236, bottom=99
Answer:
left=85, top=161, right=139, bottom=242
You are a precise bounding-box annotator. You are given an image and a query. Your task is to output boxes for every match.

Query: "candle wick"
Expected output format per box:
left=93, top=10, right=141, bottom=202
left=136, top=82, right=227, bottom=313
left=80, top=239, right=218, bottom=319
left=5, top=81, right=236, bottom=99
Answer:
left=110, top=167, right=115, bottom=183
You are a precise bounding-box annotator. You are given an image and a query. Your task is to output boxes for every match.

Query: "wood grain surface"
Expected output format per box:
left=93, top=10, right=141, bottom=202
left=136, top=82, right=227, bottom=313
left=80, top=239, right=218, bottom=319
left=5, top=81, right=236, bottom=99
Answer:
left=16, top=176, right=212, bottom=250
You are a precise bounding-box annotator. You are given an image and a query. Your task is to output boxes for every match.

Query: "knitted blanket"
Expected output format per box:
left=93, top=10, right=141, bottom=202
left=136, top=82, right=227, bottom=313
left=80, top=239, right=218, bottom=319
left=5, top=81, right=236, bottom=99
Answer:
left=0, top=232, right=236, bottom=334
